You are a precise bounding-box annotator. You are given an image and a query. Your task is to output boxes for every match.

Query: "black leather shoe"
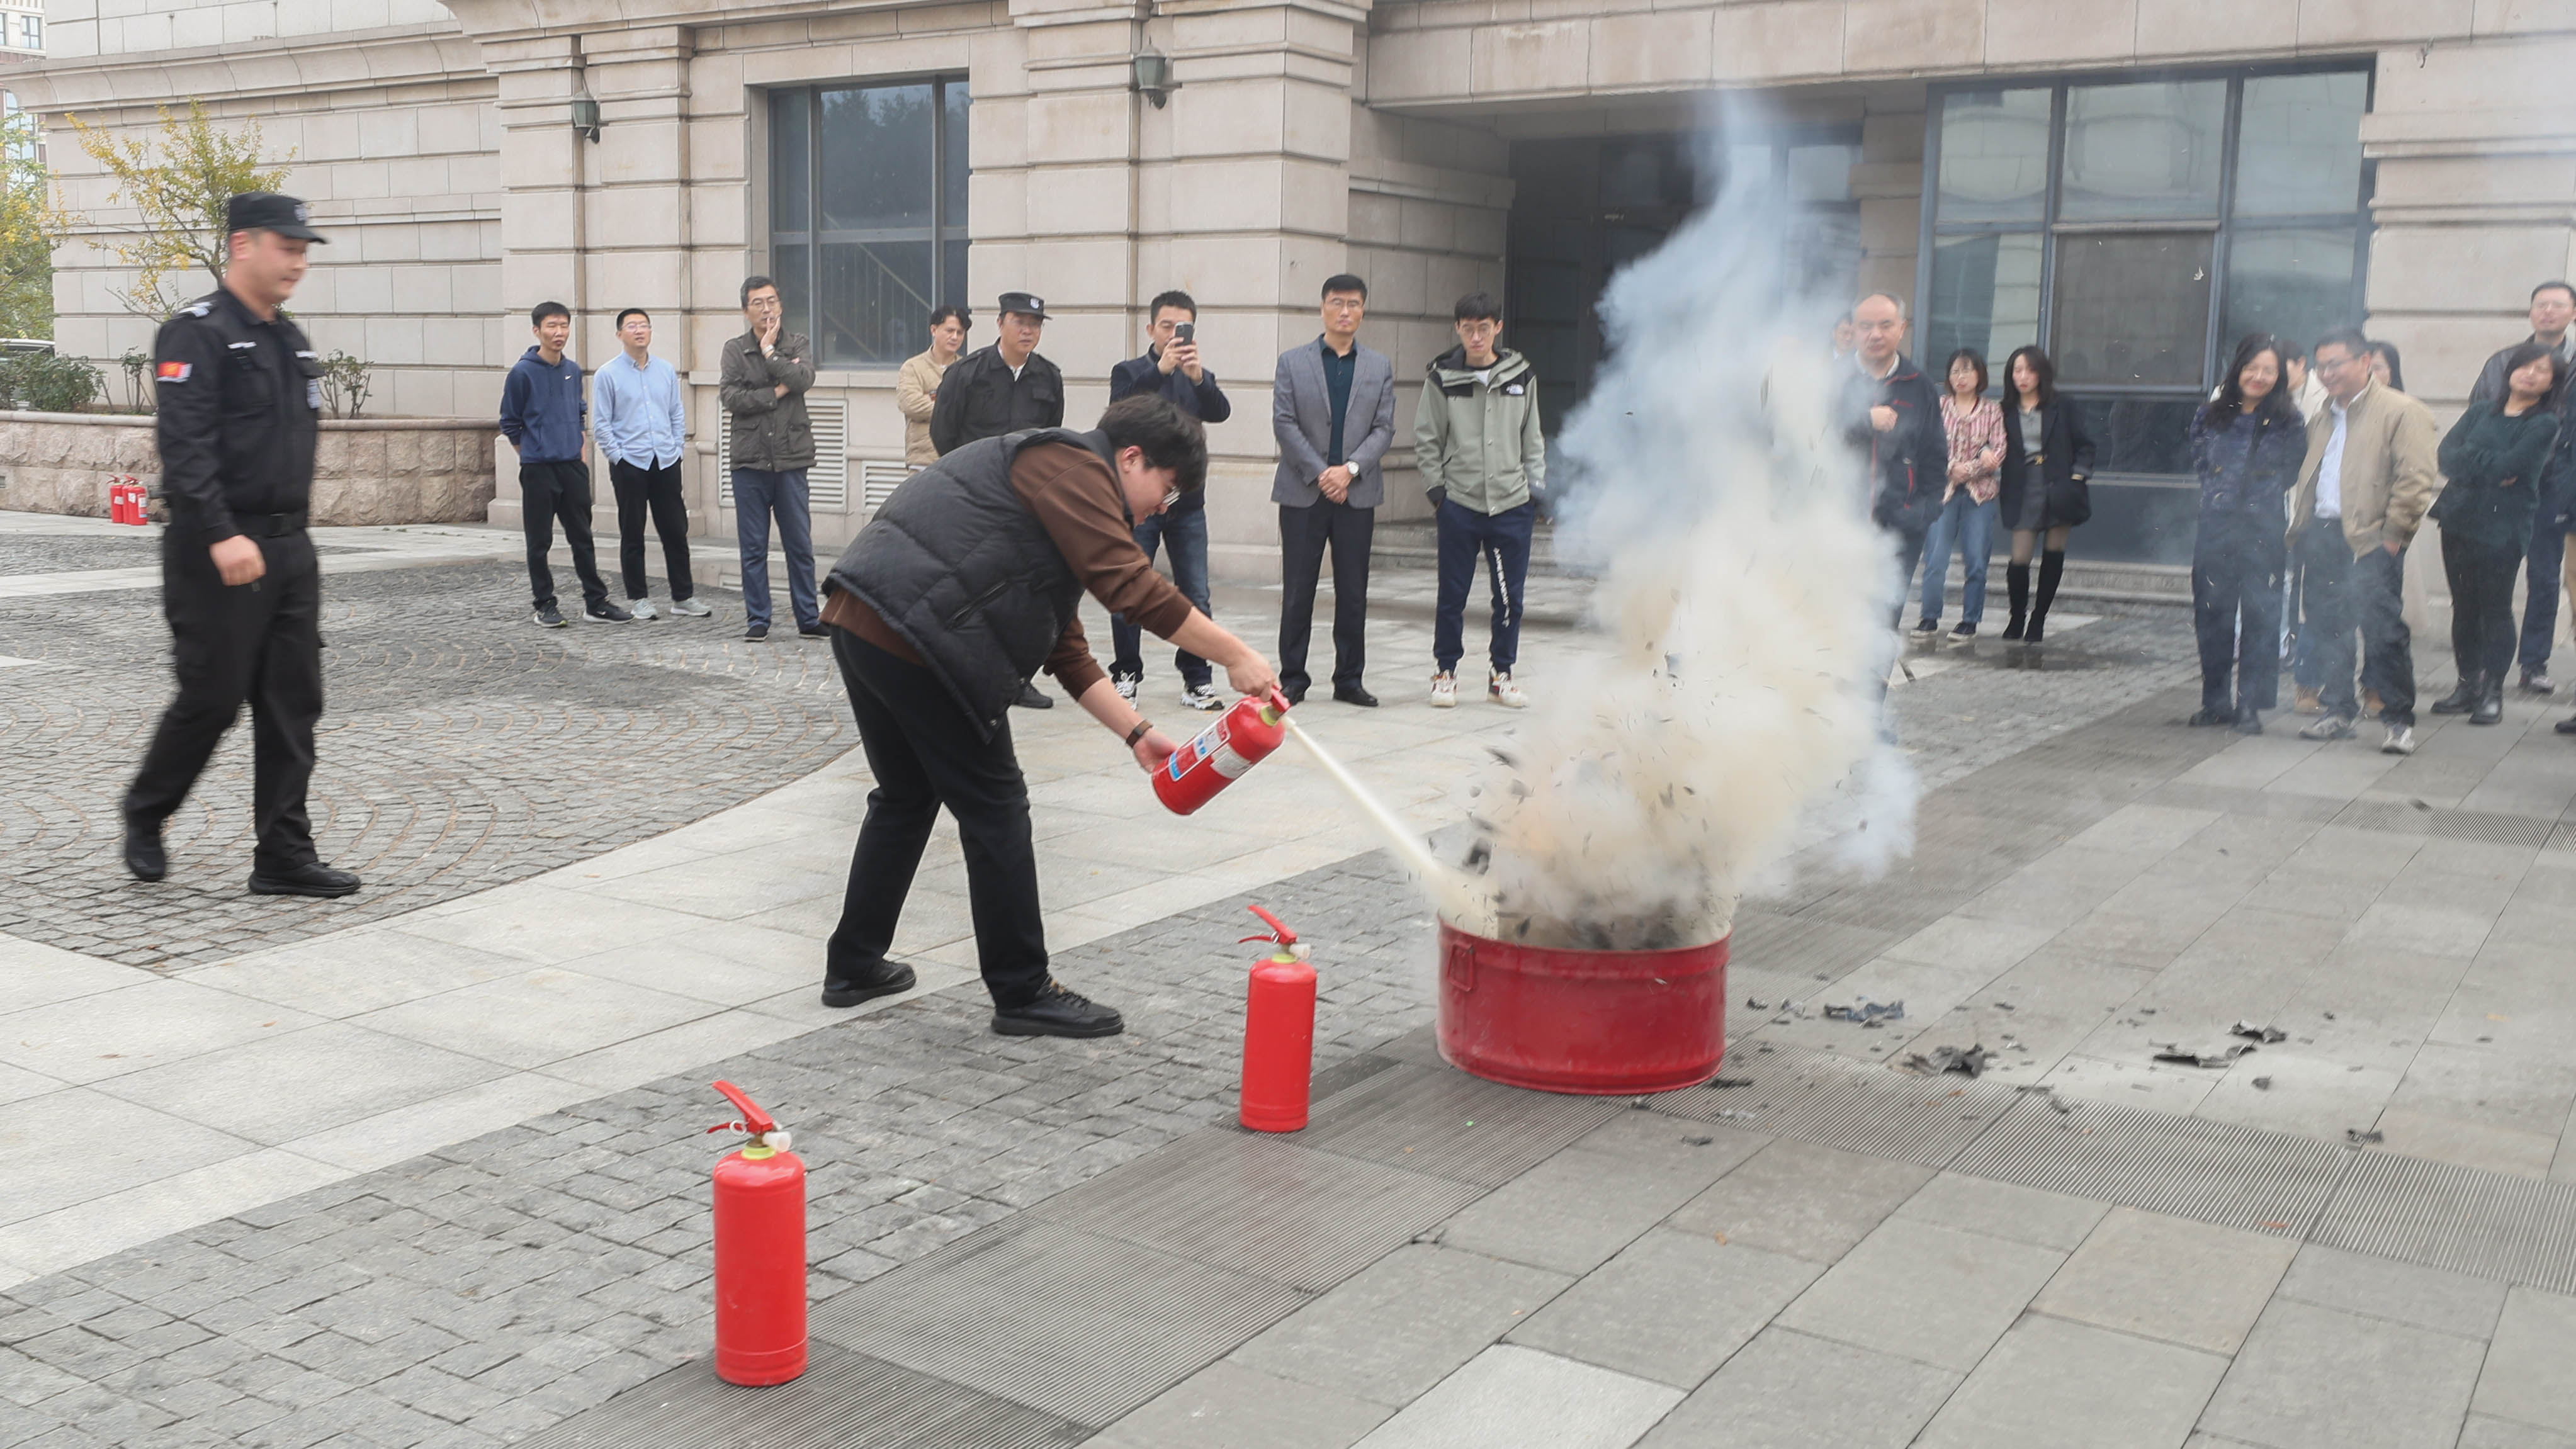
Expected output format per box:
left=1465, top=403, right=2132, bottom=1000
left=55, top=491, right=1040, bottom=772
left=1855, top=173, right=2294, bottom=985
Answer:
left=2429, top=679, right=2477, bottom=715
left=123, top=823, right=166, bottom=882
left=1333, top=684, right=1379, bottom=708
left=1281, top=684, right=1309, bottom=706
left=798, top=622, right=829, bottom=640
left=820, top=960, right=917, bottom=1008
left=2186, top=707, right=2232, bottom=728
left=2556, top=714, right=2576, bottom=735
left=2470, top=682, right=2504, bottom=726
left=247, top=861, right=361, bottom=898
left=2234, top=709, right=2265, bottom=736
left=992, top=979, right=1124, bottom=1038
left=1014, top=680, right=1054, bottom=709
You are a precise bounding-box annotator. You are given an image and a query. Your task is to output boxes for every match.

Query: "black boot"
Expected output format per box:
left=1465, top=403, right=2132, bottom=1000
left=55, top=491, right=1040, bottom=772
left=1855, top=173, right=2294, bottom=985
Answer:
left=2470, top=674, right=2504, bottom=726
left=2430, top=676, right=2478, bottom=714
left=2025, top=551, right=2065, bottom=645
left=2001, top=563, right=2030, bottom=641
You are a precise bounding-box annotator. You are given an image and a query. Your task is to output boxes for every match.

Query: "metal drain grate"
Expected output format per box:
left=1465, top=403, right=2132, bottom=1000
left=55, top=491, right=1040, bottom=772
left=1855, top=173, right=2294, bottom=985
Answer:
left=516, top=1342, right=1089, bottom=1448
left=808, top=1219, right=1309, bottom=1428
left=2544, top=822, right=2576, bottom=853
left=2312, top=1151, right=2576, bottom=1295
left=1726, top=911, right=1900, bottom=979
left=1030, top=1130, right=1483, bottom=1292
left=1651, top=1058, right=2016, bottom=1167
left=1949, top=1097, right=2347, bottom=1236
left=2328, top=798, right=2556, bottom=849
left=1295, top=1064, right=1625, bottom=1187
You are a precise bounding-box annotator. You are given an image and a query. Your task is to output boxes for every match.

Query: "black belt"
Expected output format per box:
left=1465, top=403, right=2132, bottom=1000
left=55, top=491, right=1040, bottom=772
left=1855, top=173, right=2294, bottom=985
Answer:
left=241, top=510, right=308, bottom=537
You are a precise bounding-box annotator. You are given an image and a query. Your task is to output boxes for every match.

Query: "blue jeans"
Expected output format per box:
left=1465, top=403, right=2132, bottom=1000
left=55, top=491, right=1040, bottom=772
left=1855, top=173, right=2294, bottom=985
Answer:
left=2520, top=523, right=2563, bottom=674
left=732, top=468, right=817, bottom=630
left=1434, top=499, right=1535, bottom=674
left=1918, top=490, right=1997, bottom=625
left=1109, top=505, right=1213, bottom=689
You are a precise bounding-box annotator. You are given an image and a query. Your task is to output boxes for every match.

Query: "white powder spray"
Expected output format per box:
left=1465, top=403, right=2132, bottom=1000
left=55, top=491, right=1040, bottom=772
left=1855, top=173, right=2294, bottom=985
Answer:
left=1449, top=104, right=1918, bottom=950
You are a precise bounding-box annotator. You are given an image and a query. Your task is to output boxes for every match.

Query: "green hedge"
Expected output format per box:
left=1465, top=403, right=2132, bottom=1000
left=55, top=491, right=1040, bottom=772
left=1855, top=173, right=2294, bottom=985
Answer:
left=0, top=352, right=103, bottom=414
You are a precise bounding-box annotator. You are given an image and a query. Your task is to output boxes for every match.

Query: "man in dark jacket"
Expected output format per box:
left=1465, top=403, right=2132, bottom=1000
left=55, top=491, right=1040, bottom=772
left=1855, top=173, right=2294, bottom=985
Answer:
left=718, top=276, right=822, bottom=643
left=1841, top=292, right=1945, bottom=626
left=929, top=291, right=1065, bottom=456
left=816, top=396, right=1280, bottom=1037
left=500, top=302, right=627, bottom=628
left=2467, top=279, right=2576, bottom=696
left=1106, top=289, right=1231, bottom=712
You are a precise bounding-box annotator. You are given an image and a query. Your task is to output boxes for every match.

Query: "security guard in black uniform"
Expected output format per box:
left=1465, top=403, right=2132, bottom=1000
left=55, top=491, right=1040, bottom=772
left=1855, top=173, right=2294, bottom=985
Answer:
left=121, top=193, right=361, bottom=898
left=927, top=291, right=1065, bottom=457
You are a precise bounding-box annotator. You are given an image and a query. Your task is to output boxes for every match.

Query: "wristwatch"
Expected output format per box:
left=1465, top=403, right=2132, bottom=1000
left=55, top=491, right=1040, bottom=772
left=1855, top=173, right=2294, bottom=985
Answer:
left=1125, top=719, right=1153, bottom=747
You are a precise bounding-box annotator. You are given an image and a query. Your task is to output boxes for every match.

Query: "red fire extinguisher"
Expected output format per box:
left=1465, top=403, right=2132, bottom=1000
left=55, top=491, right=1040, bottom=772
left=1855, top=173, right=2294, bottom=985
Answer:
left=706, top=1080, right=806, bottom=1385
left=1154, top=691, right=1291, bottom=816
left=1238, top=905, right=1316, bottom=1133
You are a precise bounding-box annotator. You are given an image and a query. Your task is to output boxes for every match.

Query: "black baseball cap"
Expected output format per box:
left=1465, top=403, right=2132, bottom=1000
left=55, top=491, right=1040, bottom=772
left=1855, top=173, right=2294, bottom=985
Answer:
left=997, top=291, right=1049, bottom=321
left=225, top=192, right=329, bottom=243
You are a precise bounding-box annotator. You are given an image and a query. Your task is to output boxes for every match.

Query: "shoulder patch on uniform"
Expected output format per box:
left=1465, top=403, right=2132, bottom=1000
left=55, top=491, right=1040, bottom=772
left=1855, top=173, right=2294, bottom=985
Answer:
left=155, top=361, right=192, bottom=383
left=227, top=341, right=256, bottom=350
left=183, top=302, right=212, bottom=317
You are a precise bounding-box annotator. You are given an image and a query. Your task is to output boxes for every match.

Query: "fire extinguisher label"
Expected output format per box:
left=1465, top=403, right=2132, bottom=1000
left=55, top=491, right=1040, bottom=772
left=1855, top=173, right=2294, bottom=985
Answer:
left=1172, top=718, right=1234, bottom=782
left=1209, top=742, right=1255, bottom=779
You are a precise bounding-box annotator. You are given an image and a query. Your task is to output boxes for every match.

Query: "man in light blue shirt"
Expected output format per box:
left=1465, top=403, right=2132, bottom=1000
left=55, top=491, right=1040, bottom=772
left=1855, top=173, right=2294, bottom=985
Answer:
left=592, top=307, right=706, bottom=619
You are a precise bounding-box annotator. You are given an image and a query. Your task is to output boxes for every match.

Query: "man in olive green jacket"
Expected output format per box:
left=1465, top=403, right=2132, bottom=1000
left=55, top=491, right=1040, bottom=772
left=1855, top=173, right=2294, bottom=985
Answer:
left=718, top=275, right=820, bottom=641
left=2285, top=327, right=2446, bottom=754
left=1415, top=291, right=1545, bottom=709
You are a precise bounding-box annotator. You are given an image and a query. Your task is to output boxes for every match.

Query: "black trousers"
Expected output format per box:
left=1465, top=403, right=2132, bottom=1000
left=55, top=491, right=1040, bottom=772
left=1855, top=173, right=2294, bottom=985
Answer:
left=519, top=458, right=609, bottom=612
left=608, top=458, right=695, bottom=602
left=1278, top=499, right=1373, bottom=694
left=2300, top=526, right=2416, bottom=726
left=2443, top=531, right=2521, bottom=682
left=124, top=528, right=324, bottom=872
left=2192, top=510, right=2285, bottom=713
left=827, top=630, right=1048, bottom=1008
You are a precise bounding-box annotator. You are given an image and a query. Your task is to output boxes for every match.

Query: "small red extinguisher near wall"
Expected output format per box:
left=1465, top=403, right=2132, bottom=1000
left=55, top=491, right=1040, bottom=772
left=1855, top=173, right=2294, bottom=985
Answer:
left=706, top=1080, right=806, bottom=1386
left=1153, top=691, right=1291, bottom=816
left=1238, top=905, right=1316, bottom=1132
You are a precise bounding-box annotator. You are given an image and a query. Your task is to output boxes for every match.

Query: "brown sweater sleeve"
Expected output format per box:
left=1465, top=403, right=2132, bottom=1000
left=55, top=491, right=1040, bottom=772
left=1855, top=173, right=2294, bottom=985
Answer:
left=1011, top=442, right=1197, bottom=697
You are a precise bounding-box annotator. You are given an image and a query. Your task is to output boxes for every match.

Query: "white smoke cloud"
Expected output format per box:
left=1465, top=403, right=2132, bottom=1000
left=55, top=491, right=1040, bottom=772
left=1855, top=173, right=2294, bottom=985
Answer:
left=1450, top=98, right=1919, bottom=950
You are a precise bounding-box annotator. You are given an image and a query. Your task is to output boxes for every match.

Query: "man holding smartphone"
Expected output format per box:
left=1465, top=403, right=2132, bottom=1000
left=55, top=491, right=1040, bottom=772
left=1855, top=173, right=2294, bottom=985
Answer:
left=1107, top=290, right=1231, bottom=711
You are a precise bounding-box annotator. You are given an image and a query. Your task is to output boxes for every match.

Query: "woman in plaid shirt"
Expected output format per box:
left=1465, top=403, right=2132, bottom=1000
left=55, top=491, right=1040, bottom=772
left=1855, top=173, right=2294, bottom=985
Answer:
left=1917, top=347, right=2005, bottom=640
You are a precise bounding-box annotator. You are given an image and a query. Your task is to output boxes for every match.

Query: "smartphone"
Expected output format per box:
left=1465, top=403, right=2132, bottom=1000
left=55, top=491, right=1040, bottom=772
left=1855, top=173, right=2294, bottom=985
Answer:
left=1175, top=322, right=1195, bottom=345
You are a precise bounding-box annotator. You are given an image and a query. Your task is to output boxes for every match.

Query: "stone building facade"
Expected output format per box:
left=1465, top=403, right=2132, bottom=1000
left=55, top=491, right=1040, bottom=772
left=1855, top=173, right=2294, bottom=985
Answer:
left=15, top=1, right=2575, bottom=572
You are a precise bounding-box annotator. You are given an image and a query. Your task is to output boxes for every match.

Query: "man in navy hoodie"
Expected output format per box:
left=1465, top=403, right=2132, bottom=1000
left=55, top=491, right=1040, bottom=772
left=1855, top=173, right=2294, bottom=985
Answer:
left=499, top=301, right=628, bottom=627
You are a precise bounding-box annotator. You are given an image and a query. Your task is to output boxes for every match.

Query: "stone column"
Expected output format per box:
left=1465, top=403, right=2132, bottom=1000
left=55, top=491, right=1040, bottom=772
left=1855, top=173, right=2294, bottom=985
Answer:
left=480, top=33, right=590, bottom=528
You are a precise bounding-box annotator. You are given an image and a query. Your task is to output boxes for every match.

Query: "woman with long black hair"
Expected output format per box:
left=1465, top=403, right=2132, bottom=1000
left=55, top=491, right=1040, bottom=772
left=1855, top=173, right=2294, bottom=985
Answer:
left=2187, top=335, right=2307, bottom=731
left=2431, top=342, right=2562, bottom=725
left=1996, top=346, right=2095, bottom=642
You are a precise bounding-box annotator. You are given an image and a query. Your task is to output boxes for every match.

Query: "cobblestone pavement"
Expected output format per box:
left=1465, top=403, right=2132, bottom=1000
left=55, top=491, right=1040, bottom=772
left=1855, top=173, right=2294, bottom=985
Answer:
left=0, top=558, right=854, bottom=971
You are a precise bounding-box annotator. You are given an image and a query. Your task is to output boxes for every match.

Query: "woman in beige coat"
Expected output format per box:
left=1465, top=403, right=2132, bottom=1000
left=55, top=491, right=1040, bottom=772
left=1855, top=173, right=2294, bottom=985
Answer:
left=896, top=307, right=969, bottom=465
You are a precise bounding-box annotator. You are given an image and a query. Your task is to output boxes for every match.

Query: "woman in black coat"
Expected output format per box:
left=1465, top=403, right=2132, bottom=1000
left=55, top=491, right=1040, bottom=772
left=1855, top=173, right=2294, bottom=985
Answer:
left=1996, top=346, right=2096, bottom=643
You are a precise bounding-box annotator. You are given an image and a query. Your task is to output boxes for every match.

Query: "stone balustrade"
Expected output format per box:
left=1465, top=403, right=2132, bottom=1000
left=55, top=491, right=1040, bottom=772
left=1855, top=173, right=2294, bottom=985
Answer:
left=0, top=413, right=497, bottom=525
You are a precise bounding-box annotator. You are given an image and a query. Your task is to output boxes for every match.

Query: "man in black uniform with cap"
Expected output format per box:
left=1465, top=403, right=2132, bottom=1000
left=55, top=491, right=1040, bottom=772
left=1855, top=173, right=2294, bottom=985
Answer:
left=121, top=192, right=361, bottom=898
left=930, top=290, right=1066, bottom=709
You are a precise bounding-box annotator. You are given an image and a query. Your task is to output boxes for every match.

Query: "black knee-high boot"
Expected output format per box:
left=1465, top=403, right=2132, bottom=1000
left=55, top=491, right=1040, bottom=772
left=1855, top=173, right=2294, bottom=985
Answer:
left=2026, top=550, right=2066, bottom=643
left=2003, top=563, right=2031, bottom=640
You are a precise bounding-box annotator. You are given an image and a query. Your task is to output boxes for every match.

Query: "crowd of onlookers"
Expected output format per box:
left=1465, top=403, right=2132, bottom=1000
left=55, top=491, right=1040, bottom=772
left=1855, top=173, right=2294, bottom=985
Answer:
left=1845, top=283, right=2576, bottom=753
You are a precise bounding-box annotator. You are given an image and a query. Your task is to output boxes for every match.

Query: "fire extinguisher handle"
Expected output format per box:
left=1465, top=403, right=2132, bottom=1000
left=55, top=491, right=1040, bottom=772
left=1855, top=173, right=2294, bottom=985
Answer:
left=1238, top=904, right=1297, bottom=946
left=709, top=1080, right=779, bottom=1135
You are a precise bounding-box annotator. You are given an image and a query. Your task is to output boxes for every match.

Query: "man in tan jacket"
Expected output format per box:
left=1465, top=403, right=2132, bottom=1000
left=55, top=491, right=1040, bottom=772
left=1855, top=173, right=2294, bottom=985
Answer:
left=896, top=307, right=967, bottom=467
left=2286, top=327, right=2445, bottom=755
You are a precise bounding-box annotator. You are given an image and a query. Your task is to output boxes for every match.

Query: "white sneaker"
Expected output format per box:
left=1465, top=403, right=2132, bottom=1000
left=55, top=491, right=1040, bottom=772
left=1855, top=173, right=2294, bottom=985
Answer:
left=1488, top=672, right=1527, bottom=708
left=669, top=595, right=712, bottom=618
left=1180, top=684, right=1222, bottom=712
left=1430, top=672, right=1458, bottom=709
left=1112, top=672, right=1140, bottom=704
left=2381, top=723, right=2417, bottom=756
left=629, top=597, right=658, bottom=621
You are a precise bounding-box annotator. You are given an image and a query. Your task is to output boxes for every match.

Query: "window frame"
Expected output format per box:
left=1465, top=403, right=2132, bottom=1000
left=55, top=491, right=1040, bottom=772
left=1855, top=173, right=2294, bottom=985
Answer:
left=763, top=73, right=969, bottom=373
left=1914, top=62, right=2373, bottom=478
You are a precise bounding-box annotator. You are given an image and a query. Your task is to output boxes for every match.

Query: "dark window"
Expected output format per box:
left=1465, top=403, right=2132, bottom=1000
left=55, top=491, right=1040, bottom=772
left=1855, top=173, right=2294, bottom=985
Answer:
left=2059, top=80, right=2227, bottom=222
left=1926, top=231, right=2043, bottom=372
left=2051, top=233, right=2215, bottom=386
left=768, top=77, right=969, bottom=368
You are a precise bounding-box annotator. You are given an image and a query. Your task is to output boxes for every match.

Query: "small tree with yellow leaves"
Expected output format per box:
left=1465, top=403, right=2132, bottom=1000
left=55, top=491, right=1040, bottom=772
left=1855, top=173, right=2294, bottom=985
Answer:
left=0, top=110, right=64, bottom=339
left=64, top=100, right=292, bottom=320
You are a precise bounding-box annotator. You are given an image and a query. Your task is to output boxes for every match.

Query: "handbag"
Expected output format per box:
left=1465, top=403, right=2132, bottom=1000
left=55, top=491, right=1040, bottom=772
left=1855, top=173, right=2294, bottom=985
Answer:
left=2047, top=471, right=2093, bottom=527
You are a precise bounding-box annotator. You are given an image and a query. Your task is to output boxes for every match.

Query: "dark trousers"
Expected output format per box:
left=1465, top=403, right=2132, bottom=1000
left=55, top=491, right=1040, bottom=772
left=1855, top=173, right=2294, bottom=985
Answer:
left=1885, top=517, right=1933, bottom=629
left=2192, top=510, right=2285, bottom=713
left=519, top=459, right=610, bottom=612
left=1433, top=499, right=1537, bottom=674
left=2300, top=526, right=2415, bottom=726
left=1109, top=505, right=1212, bottom=689
left=609, top=458, right=694, bottom=603
left=2519, top=523, right=2563, bottom=673
left=1278, top=499, right=1374, bottom=694
left=2444, top=531, right=2522, bottom=683
left=733, top=468, right=818, bottom=630
left=124, top=528, right=324, bottom=872
left=826, top=630, right=1048, bottom=1008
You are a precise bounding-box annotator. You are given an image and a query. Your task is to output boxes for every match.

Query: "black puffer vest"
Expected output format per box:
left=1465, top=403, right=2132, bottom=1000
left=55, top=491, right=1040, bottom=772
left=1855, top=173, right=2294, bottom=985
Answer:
left=827, top=428, right=1125, bottom=740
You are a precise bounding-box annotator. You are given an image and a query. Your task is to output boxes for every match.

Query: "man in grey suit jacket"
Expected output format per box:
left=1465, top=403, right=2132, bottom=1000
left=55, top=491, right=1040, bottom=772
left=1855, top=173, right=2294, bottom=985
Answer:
left=1272, top=274, right=1395, bottom=705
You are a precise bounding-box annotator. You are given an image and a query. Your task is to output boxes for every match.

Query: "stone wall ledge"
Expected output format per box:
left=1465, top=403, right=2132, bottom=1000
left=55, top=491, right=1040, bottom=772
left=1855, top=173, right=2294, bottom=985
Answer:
left=0, top=414, right=497, bottom=526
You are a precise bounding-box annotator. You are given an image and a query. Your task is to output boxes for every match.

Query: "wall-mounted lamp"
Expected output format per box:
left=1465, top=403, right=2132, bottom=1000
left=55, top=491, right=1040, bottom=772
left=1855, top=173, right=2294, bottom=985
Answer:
left=1131, top=51, right=1178, bottom=109
left=570, top=86, right=603, bottom=143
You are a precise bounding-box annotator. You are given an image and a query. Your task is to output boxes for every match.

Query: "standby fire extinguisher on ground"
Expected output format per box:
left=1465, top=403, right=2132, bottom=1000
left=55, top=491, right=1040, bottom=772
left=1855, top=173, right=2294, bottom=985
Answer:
left=706, top=1080, right=806, bottom=1386
left=1154, top=689, right=1291, bottom=815
left=1238, top=905, right=1316, bottom=1132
